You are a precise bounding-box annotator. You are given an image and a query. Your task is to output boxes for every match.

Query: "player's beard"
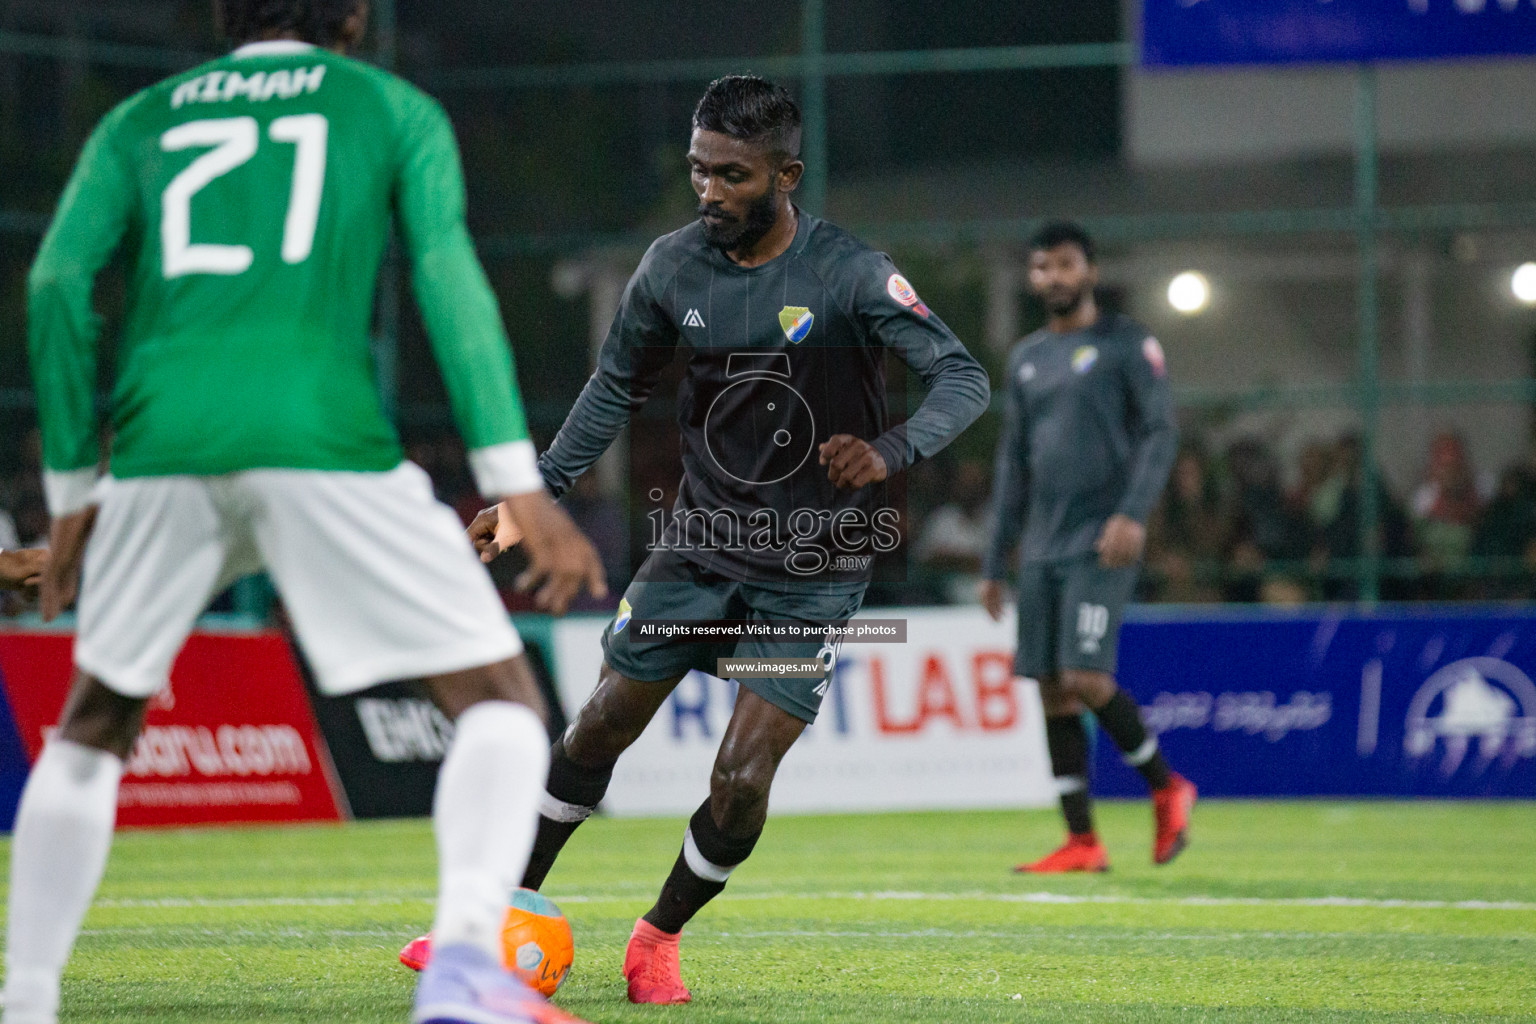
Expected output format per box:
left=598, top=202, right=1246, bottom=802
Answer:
left=698, top=187, right=780, bottom=254
left=1043, top=284, right=1091, bottom=318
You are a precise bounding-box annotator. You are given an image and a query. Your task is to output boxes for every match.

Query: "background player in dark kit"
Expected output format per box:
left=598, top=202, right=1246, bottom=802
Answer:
left=980, top=221, right=1197, bottom=874
left=458, top=76, right=989, bottom=1003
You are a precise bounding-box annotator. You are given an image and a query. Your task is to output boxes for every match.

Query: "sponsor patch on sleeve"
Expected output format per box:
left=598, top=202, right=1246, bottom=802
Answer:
left=886, top=272, right=930, bottom=318
left=1142, top=337, right=1167, bottom=377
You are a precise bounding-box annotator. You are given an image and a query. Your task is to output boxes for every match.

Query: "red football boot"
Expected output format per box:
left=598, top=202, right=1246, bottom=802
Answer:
left=1013, top=833, right=1110, bottom=873
left=622, top=918, right=692, bottom=1005
left=401, top=932, right=433, bottom=971
left=1152, top=773, right=1197, bottom=865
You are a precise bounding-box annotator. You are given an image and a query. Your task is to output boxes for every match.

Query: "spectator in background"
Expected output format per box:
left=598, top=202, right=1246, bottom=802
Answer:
left=1312, top=434, right=1413, bottom=601
left=1470, top=463, right=1536, bottom=599
left=1290, top=440, right=1335, bottom=528
left=1220, top=438, right=1309, bottom=602
left=1412, top=431, right=1493, bottom=571
left=1144, top=448, right=1222, bottom=603
left=913, top=460, right=991, bottom=603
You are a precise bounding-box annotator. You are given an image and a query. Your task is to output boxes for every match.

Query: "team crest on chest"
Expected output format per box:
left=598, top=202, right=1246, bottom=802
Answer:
left=778, top=306, right=814, bottom=344
left=1071, top=345, right=1099, bottom=374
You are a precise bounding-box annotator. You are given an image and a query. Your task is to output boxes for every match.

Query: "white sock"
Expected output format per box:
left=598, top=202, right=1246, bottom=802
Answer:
left=431, top=701, right=550, bottom=960
left=3, top=740, right=124, bottom=1024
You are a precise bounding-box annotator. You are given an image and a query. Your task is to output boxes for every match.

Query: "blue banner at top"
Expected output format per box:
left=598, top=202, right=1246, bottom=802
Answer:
left=1143, top=0, right=1536, bottom=67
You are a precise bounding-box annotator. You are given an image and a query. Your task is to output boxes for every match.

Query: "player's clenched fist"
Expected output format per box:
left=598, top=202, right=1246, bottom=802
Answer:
left=0, top=547, right=48, bottom=594
left=1094, top=513, right=1146, bottom=569
left=470, top=493, right=608, bottom=615
left=467, top=501, right=522, bottom=563
left=977, top=579, right=1007, bottom=623
left=818, top=434, right=888, bottom=490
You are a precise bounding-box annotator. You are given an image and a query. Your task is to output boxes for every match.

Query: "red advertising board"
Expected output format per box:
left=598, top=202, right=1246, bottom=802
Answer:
left=0, top=631, right=345, bottom=827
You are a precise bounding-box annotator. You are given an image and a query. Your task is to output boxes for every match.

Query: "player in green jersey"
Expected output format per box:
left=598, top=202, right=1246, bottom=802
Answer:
left=7, top=4, right=602, bottom=1024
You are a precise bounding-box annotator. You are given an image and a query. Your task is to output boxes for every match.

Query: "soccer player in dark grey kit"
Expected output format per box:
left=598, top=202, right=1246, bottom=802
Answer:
left=980, top=221, right=1196, bottom=873
left=412, top=76, right=990, bottom=1002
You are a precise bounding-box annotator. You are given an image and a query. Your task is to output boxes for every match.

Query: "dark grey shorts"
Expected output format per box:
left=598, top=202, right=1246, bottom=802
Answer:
left=1014, top=552, right=1139, bottom=679
left=601, top=548, right=866, bottom=723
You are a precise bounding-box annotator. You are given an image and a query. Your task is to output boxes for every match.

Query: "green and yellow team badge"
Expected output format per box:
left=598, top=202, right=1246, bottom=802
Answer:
left=779, top=306, right=814, bottom=344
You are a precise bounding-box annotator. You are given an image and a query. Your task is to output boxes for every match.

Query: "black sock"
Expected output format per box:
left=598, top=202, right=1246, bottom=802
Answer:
left=519, top=737, right=614, bottom=890
left=1092, top=688, right=1172, bottom=791
left=643, top=800, right=761, bottom=934
left=1045, top=714, right=1094, bottom=836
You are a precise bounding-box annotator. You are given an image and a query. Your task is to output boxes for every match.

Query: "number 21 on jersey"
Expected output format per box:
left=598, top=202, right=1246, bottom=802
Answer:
left=160, top=114, right=328, bottom=279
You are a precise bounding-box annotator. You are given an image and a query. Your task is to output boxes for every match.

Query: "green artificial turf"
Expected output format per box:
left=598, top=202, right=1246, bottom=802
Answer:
left=3, top=801, right=1533, bottom=1022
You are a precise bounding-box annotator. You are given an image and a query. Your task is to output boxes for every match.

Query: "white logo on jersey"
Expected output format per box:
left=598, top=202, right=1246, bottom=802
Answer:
left=171, top=65, right=328, bottom=109
left=683, top=308, right=706, bottom=328
left=1019, top=363, right=1036, bottom=382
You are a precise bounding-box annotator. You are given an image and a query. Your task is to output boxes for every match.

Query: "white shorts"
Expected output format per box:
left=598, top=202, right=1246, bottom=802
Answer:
left=75, top=463, right=522, bottom=698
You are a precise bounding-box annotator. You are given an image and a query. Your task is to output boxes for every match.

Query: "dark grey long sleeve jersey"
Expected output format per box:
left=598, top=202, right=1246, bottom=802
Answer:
left=982, top=313, right=1179, bottom=577
left=538, top=211, right=991, bottom=584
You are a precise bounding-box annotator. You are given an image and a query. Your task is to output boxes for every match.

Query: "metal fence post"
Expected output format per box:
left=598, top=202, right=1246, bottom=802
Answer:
left=799, top=0, right=827, bottom=215
left=1354, top=65, right=1382, bottom=604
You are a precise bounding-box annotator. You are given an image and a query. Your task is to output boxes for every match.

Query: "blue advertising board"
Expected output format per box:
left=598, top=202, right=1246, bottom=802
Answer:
left=1096, top=607, right=1536, bottom=798
left=1143, top=0, right=1536, bottom=67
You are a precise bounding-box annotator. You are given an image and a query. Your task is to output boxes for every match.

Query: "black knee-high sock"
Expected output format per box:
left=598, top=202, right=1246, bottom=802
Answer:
left=519, top=738, right=614, bottom=890
left=643, top=800, right=762, bottom=935
left=1045, top=714, right=1095, bottom=836
left=1092, top=688, right=1172, bottom=791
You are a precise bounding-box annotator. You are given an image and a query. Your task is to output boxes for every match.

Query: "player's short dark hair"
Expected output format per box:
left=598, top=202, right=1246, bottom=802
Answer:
left=1029, top=221, right=1096, bottom=264
left=220, top=0, right=361, bottom=47
left=693, top=76, right=803, bottom=164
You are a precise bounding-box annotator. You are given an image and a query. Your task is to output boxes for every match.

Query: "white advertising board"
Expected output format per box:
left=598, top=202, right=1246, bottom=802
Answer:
left=549, top=606, right=1055, bottom=816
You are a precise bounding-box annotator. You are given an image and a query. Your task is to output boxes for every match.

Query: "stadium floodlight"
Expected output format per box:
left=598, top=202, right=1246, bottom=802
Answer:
left=1167, top=271, right=1210, bottom=315
left=1512, top=263, right=1536, bottom=306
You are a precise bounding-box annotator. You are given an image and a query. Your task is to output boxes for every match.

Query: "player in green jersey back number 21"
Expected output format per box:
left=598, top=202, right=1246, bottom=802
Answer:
left=8, top=3, right=604, bottom=1024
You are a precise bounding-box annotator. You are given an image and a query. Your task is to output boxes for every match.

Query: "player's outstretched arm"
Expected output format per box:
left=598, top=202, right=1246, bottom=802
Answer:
left=538, top=246, right=680, bottom=501
left=854, top=259, right=991, bottom=478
